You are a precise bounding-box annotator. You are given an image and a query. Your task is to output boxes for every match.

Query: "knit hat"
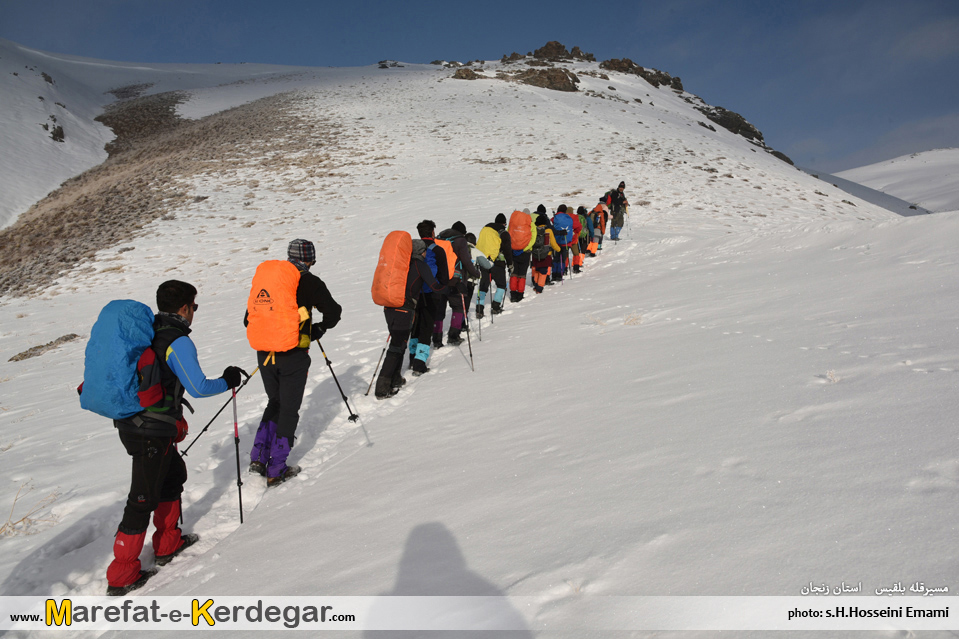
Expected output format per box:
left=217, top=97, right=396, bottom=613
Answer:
left=411, top=239, right=426, bottom=256
left=536, top=204, right=546, bottom=215
left=494, top=213, right=507, bottom=225
left=536, top=214, right=550, bottom=226
left=288, top=239, right=316, bottom=263
left=465, top=232, right=477, bottom=245
left=452, top=221, right=467, bottom=235
left=619, top=181, right=626, bottom=189
left=557, top=204, right=567, bottom=213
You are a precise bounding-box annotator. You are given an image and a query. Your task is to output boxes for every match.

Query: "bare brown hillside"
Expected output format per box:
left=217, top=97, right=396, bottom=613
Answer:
left=0, top=90, right=343, bottom=298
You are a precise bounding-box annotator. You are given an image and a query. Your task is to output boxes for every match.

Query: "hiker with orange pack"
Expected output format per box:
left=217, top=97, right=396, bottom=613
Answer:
left=245, top=239, right=341, bottom=486
left=507, top=208, right=536, bottom=303
left=371, top=232, right=446, bottom=399
left=587, top=202, right=608, bottom=256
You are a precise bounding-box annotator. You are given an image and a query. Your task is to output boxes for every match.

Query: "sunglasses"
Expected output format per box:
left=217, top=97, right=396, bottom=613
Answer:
left=190, top=303, right=199, bottom=311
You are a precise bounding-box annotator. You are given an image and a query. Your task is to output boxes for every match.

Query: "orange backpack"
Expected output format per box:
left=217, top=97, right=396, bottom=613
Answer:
left=432, top=238, right=456, bottom=280
left=371, top=231, right=412, bottom=307
left=246, top=260, right=306, bottom=352
left=508, top=210, right=532, bottom=250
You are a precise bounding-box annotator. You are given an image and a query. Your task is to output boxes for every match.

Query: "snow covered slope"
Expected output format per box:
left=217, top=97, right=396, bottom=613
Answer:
left=2, top=41, right=958, bottom=638
left=0, top=37, right=314, bottom=229
left=837, top=148, right=959, bottom=213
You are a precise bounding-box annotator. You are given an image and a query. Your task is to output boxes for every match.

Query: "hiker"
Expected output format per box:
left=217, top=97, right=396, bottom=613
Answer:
left=464, top=232, right=494, bottom=320
left=550, top=205, right=579, bottom=283
left=410, top=220, right=448, bottom=374
left=604, top=181, right=629, bottom=241
left=374, top=238, right=447, bottom=399
left=531, top=214, right=561, bottom=293
left=588, top=202, right=608, bottom=255
left=507, top=208, right=536, bottom=303
left=105, top=280, right=245, bottom=596
left=437, top=222, right=482, bottom=346
left=574, top=206, right=593, bottom=272
left=245, top=239, right=341, bottom=487
left=475, top=213, right=512, bottom=317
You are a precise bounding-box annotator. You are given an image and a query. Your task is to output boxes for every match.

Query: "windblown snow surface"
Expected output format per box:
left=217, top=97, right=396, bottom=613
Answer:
left=1, top=40, right=958, bottom=638
left=837, top=148, right=959, bottom=214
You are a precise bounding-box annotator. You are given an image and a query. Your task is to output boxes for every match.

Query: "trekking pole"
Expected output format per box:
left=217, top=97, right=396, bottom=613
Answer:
left=182, top=367, right=258, bottom=457
left=460, top=293, right=475, bottom=372
left=232, top=389, right=244, bottom=525
left=316, top=339, right=359, bottom=423
left=364, top=334, right=390, bottom=396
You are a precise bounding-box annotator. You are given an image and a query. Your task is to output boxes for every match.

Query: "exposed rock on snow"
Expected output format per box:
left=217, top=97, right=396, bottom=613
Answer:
left=0, top=92, right=344, bottom=297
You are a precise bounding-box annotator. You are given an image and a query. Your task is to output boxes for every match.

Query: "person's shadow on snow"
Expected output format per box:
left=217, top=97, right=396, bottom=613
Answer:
left=363, top=522, right=533, bottom=638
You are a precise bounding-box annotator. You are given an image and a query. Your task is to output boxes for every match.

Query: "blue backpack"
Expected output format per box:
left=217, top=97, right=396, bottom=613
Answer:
left=421, top=246, right=438, bottom=294
left=79, top=300, right=157, bottom=420
left=553, top=213, right=574, bottom=246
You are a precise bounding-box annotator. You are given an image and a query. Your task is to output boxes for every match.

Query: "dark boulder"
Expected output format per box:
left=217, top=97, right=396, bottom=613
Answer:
left=533, top=41, right=571, bottom=61
left=514, top=67, right=579, bottom=92
left=768, top=150, right=794, bottom=165
left=453, top=68, right=481, bottom=80
left=599, top=58, right=676, bottom=88
left=694, top=106, right=764, bottom=142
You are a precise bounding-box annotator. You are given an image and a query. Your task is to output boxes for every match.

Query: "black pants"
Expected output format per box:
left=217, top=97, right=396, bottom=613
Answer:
left=117, top=429, right=186, bottom=534
left=512, top=252, right=531, bottom=278
left=382, top=307, right=414, bottom=381
left=479, top=263, right=507, bottom=293
left=258, top=348, right=311, bottom=443
left=411, top=293, right=434, bottom=346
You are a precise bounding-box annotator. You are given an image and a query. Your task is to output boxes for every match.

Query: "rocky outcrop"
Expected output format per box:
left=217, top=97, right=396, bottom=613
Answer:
left=533, top=41, right=571, bottom=61
left=694, top=105, right=764, bottom=142
left=570, top=46, right=595, bottom=62
left=513, top=67, right=580, bottom=92
left=599, top=58, right=681, bottom=90
left=530, top=41, right=595, bottom=63
left=768, top=150, right=794, bottom=165
left=452, top=68, right=481, bottom=80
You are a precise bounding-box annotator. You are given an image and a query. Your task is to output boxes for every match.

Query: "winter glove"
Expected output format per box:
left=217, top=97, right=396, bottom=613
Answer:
left=174, top=417, right=189, bottom=444
left=222, top=366, right=244, bottom=389
left=312, top=323, right=326, bottom=340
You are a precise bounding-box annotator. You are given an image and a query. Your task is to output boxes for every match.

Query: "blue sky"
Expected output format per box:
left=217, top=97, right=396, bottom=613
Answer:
left=2, top=0, right=957, bottom=172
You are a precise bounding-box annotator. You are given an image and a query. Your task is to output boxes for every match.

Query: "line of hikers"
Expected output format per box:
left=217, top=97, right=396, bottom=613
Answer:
left=82, top=181, right=627, bottom=595
left=371, top=183, right=631, bottom=399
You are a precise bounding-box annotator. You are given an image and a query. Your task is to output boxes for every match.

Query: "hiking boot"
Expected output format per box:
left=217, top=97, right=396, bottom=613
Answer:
left=375, top=387, right=398, bottom=400
left=447, top=332, right=464, bottom=346
left=155, top=533, right=199, bottom=567
left=267, top=465, right=301, bottom=487
left=431, top=333, right=444, bottom=348
left=106, top=568, right=157, bottom=597
left=249, top=461, right=267, bottom=476
left=475, top=304, right=485, bottom=318
left=573, top=265, right=582, bottom=274
left=410, top=358, right=430, bottom=376
left=375, top=375, right=397, bottom=399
